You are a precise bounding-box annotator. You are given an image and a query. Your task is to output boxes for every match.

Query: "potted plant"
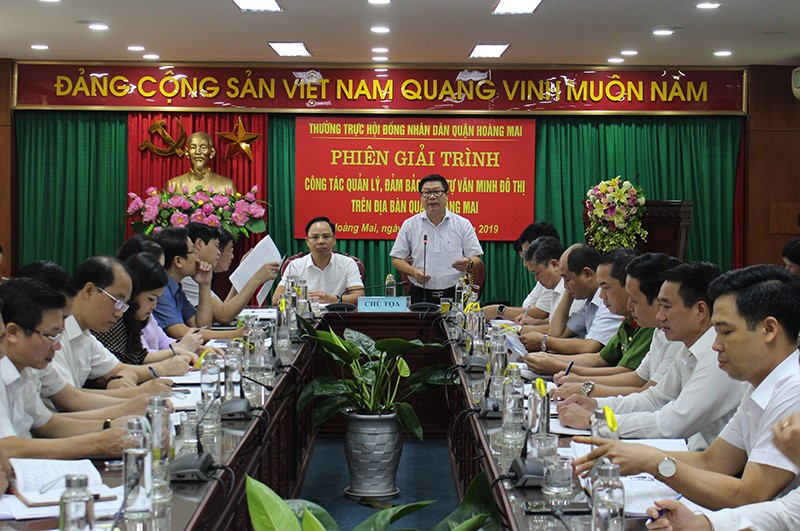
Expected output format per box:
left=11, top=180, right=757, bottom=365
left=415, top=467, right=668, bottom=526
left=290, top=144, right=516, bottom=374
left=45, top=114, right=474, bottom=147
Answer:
left=246, top=471, right=501, bottom=531
left=297, top=318, right=456, bottom=500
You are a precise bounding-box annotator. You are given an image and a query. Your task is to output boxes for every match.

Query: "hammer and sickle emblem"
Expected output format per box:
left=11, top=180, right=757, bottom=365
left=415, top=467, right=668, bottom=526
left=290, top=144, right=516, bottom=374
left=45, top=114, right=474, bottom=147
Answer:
left=138, top=118, right=187, bottom=157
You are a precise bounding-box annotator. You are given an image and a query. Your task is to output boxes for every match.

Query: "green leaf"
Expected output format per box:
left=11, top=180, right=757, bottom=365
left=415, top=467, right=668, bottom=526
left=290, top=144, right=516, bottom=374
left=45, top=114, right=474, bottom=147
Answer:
left=407, top=364, right=458, bottom=393
left=311, top=395, right=350, bottom=426
left=297, top=375, right=351, bottom=413
left=350, top=500, right=434, bottom=531
left=430, top=471, right=501, bottom=531
left=374, top=338, right=431, bottom=359
left=246, top=217, right=267, bottom=233
left=393, top=402, right=422, bottom=440
left=397, top=357, right=410, bottom=378
left=285, top=500, right=340, bottom=530
left=245, top=475, right=301, bottom=531
left=449, top=514, right=490, bottom=531
left=301, top=507, right=326, bottom=531
left=345, top=328, right=378, bottom=354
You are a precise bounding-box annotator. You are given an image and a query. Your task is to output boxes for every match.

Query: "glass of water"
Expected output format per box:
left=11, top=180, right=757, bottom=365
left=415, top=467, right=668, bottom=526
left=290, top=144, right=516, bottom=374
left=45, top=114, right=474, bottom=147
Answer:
left=542, top=455, right=574, bottom=497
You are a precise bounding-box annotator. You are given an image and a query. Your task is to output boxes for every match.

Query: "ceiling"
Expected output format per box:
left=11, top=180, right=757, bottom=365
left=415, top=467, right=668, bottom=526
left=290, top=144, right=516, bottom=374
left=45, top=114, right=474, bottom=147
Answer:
left=2, top=0, right=799, bottom=67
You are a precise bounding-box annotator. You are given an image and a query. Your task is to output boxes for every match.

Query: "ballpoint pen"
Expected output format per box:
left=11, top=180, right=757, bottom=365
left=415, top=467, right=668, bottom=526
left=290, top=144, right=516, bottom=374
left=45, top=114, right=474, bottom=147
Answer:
left=564, top=361, right=574, bottom=377
left=645, top=494, right=684, bottom=525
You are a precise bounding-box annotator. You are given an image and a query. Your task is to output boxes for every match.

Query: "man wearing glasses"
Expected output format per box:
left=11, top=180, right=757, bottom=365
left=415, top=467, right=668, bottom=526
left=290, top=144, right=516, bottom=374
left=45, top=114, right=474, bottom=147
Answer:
left=272, top=216, right=364, bottom=305
left=391, top=174, right=483, bottom=305
left=0, top=278, right=132, bottom=459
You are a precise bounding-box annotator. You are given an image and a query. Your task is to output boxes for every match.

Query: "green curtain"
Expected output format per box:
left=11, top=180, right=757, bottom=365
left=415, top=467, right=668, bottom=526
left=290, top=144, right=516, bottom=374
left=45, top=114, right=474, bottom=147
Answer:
left=534, top=116, right=742, bottom=273
left=16, top=111, right=128, bottom=272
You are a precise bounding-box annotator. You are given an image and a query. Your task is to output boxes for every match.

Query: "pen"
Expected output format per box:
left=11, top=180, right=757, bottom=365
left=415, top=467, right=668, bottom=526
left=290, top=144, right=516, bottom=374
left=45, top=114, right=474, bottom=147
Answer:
left=645, top=494, right=683, bottom=525
left=148, top=366, right=159, bottom=379
left=564, top=361, right=575, bottom=377
left=170, top=388, right=192, bottom=394
left=169, top=344, right=178, bottom=357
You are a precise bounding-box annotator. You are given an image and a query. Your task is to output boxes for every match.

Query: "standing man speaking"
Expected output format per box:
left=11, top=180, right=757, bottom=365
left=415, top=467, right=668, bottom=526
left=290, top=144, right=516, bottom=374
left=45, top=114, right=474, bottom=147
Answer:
left=390, top=174, right=483, bottom=305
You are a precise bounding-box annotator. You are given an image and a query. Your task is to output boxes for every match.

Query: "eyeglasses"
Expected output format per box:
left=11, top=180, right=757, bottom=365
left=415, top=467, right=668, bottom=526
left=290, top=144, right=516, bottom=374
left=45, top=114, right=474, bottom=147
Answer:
left=16, top=323, right=64, bottom=346
left=97, top=286, right=131, bottom=313
left=307, top=234, right=334, bottom=241
left=420, top=189, right=446, bottom=198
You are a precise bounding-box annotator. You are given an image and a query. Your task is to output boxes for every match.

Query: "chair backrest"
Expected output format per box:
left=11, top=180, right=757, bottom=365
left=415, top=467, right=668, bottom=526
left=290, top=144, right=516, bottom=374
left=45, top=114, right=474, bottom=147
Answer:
left=398, top=258, right=486, bottom=299
left=280, top=251, right=366, bottom=283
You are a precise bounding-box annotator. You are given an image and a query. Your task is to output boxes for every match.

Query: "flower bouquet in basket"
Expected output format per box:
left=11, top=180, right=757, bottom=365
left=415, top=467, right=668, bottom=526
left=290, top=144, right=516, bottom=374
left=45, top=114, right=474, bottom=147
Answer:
left=126, top=184, right=266, bottom=240
left=585, top=176, right=647, bottom=251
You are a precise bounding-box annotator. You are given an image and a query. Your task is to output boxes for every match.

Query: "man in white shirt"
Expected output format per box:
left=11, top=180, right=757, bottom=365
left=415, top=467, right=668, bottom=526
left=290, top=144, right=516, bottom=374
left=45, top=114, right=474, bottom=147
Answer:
left=553, top=252, right=684, bottom=399
left=520, top=243, right=622, bottom=355
left=273, top=216, right=364, bottom=305
left=574, top=265, right=800, bottom=511
left=483, top=222, right=560, bottom=322
left=559, top=261, right=748, bottom=450
left=390, top=174, right=484, bottom=305
left=0, top=278, right=129, bottom=459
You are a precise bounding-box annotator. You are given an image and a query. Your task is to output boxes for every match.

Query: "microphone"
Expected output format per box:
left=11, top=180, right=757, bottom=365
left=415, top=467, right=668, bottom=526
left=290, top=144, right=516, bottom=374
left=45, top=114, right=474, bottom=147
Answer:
left=219, top=376, right=252, bottom=421
left=169, top=392, right=220, bottom=482
left=422, top=234, right=428, bottom=304
left=449, top=319, right=489, bottom=372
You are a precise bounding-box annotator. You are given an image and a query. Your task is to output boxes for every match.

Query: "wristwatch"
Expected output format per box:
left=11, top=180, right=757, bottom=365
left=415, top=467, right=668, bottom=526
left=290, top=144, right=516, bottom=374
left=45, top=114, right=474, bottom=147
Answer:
left=497, top=304, right=506, bottom=316
left=581, top=381, right=595, bottom=397
left=540, top=334, right=549, bottom=352
left=657, top=456, right=678, bottom=478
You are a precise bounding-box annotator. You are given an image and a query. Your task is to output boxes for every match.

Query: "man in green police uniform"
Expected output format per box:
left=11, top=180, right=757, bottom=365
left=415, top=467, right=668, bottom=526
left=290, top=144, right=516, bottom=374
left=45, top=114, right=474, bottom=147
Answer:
left=523, top=248, right=654, bottom=376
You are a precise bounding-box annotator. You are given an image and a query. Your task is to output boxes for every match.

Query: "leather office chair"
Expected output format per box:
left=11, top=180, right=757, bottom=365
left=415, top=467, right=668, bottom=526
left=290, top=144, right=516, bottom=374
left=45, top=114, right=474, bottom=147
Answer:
left=280, top=251, right=366, bottom=283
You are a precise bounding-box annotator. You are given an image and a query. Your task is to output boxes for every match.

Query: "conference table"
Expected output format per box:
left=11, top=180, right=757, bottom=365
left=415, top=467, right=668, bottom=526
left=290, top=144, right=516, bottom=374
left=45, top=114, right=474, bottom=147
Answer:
left=5, top=311, right=648, bottom=530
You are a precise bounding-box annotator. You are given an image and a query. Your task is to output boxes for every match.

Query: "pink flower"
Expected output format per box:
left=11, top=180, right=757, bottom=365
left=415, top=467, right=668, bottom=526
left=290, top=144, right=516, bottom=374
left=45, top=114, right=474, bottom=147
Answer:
left=143, top=204, right=159, bottom=222
left=146, top=186, right=159, bottom=196
left=166, top=185, right=175, bottom=194
left=205, top=214, right=221, bottom=227
left=202, top=203, right=214, bottom=215
left=180, top=197, right=193, bottom=210
left=193, top=191, right=210, bottom=204
left=231, top=211, right=248, bottom=226
left=170, top=212, right=189, bottom=227
left=212, top=194, right=229, bottom=207
left=190, top=210, right=206, bottom=223
left=182, top=186, right=189, bottom=194
left=223, top=205, right=230, bottom=211
left=168, top=195, right=185, bottom=208
left=152, top=226, right=163, bottom=234
left=127, top=194, right=144, bottom=214
left=250, top=185, right=259, bottom=194
left=234, top=199, right=249, bottom=211
left=248, top=203, right=265, bottom=218
left=245, top=193, right=256, bottom=202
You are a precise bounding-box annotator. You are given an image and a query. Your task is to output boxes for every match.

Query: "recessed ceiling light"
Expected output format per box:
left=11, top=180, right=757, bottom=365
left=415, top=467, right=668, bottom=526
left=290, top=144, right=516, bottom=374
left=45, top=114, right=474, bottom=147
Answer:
left=469, top=44, right=509, bottom=58
left=371, top=26, right=390, bottom=33
left=128, top=45, right=145, bottom=51
left=374, top=68, right=388, bottom=72
left=39, top=0, right=61, bottom=3
left=368, top=0, right=391, bottom=4
left=231, top=0, right=282, bottom=12
left=714, top=50, right=732, bottom=56
left=372, top=47, right=389, bottom=53
left=620, top=50, right=638, bottom=56
left=653, top=29, right=674, bottom=36
left=159, top=65, right=175, bottom=70
left=372, top=56, right=388, bottom=61
left=492, top=0, right=543, bottom=15
left=88, top=23, right=109, bottom=31
left=31, top=44, right=49, bottom=50
left=269, top=42, right=311, bottom=56
left=696, top=2, right=720, bottom=9
left=608, top=57, right=625, bottom=63
left=143, top=54, right=160, bottom=60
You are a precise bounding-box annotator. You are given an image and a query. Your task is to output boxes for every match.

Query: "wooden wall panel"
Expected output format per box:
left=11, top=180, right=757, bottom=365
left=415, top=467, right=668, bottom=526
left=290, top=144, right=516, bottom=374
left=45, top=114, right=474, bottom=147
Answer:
left=745, top=66, right=800, bottom=265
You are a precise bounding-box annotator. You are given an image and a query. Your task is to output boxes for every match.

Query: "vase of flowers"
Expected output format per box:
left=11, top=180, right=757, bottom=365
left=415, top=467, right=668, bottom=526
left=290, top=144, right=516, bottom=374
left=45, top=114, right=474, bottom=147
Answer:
left=126, top=184, right=267, bottom=240
left=585, top=176, right=647, bottom=251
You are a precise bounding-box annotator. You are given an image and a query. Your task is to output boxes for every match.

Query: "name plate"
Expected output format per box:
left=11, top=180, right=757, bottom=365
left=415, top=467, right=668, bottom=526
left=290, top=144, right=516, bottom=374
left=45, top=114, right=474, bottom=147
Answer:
left=357, top=296, right=409, bottom=313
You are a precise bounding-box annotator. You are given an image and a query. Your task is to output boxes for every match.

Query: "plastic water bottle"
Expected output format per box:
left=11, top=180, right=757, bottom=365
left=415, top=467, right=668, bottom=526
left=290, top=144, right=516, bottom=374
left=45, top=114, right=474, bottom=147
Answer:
left=275, top=293, right=292, bottom=353
left=59, top=474, right=94, bottom=530
left=591, top=408, right=619, bottom=441
left=501, top=365, right=526, bottom=468
left=200, top=352, right=221, bottom=435
left=385, top=273, right=396, bottom=297
left=146, top=396, right=171, bottom=484
left=592, top=459, right=625, bottom=531
left=224, top=342, right=243, bottom=401
left=489, top=328, right=507, bottom=400
left=123, top=418, right=153, bottom=527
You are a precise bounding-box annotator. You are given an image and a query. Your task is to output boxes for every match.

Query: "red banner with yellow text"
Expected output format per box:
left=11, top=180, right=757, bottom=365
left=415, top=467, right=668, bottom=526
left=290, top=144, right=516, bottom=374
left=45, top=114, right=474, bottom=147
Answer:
left=15, top=63, right=745, bottom=114
left=294, top=116, right=535, bottom=241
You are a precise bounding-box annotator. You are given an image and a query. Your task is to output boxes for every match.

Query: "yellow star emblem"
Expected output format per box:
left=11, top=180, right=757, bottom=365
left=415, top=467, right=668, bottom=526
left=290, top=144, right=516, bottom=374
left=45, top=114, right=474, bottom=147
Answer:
left=216, top=117, right=263, bottom=161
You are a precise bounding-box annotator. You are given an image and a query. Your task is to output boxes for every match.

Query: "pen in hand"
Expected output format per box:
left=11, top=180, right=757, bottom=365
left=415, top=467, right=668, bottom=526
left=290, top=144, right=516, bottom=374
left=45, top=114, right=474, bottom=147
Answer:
left=169, top=344, right=178, bottom=357
left=645, top=494, right=684, bottom=525
left=564, top=361, right=574, bottom=377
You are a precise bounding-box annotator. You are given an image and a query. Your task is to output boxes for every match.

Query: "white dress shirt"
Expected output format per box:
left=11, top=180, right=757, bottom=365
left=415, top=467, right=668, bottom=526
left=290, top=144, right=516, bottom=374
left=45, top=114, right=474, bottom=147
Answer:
left=390, top=209, right=483, bottom=290
left=706, top=487, right=800, bottom=530
left=278, top=253, right=363, bottom=298
left=51, top=315, right=121, bottom=389
left=597, top=327, right=748, bottom=450
left=0, top=356, right=52, bottom=437
left=522, top=282, right=550, bottom=311
left=565, top=289, right=623, bottom=345
left=180, top=277, right=222, bottom=307
left=634, top=328, right=683, bottom=383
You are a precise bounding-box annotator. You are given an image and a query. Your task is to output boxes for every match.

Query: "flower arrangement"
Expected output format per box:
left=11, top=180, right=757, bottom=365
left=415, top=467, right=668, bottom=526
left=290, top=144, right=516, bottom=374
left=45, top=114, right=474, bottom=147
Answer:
left=585, top=176, right=647, bottom=251
left=127, top=184, right=267, bottom=240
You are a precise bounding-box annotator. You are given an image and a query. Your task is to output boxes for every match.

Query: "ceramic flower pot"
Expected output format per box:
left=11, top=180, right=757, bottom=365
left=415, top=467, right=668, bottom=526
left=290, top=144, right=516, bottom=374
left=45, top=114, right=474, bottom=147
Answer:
left=342, top=412, right=403, bottom=500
